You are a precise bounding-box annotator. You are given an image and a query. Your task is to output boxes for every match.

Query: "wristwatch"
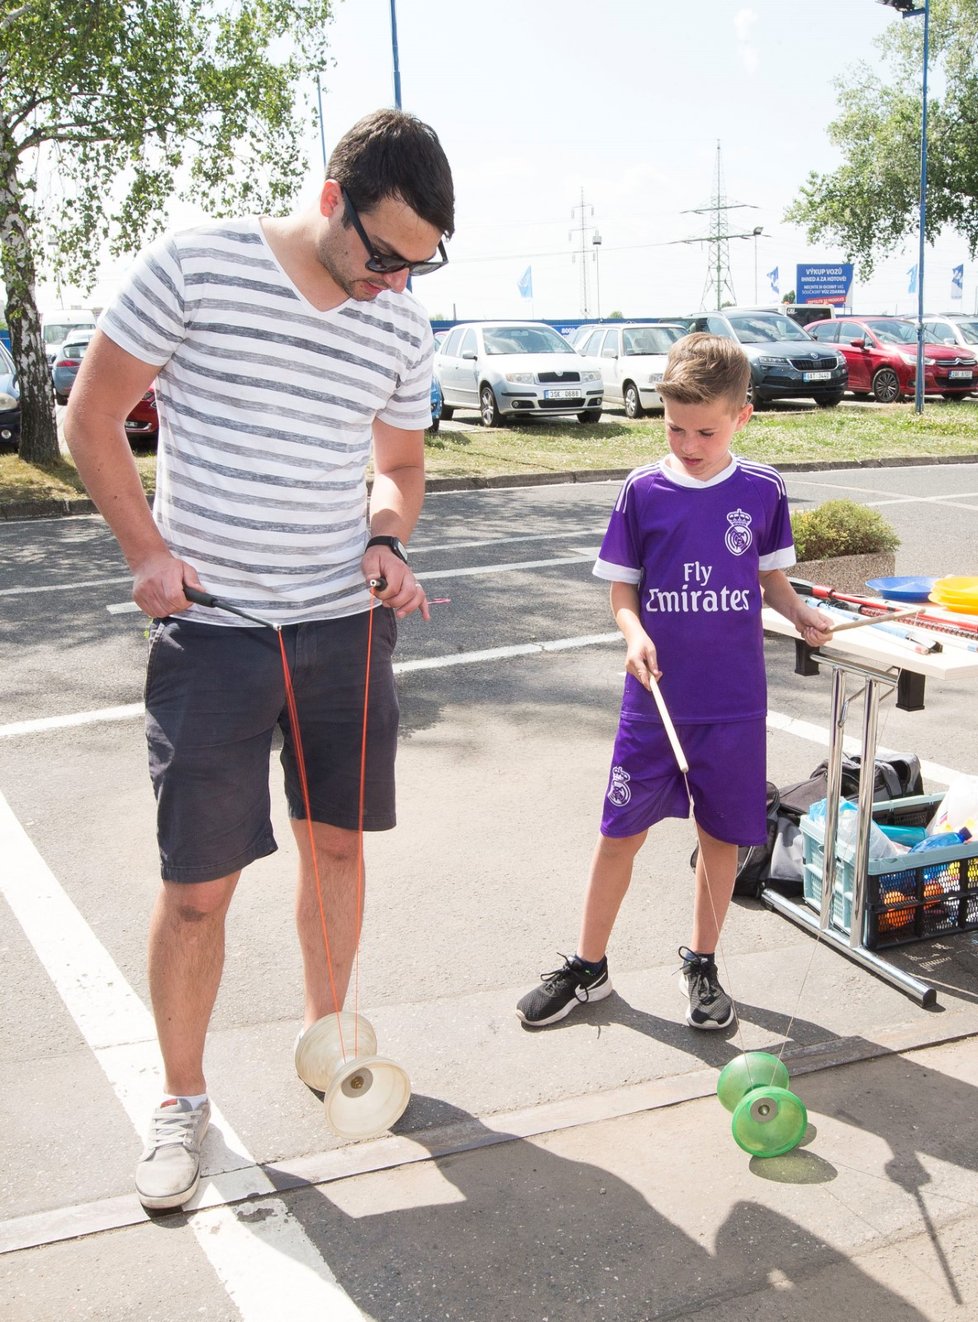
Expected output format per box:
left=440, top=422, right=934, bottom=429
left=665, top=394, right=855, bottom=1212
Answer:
left=365, top=534, right=408, bottom=563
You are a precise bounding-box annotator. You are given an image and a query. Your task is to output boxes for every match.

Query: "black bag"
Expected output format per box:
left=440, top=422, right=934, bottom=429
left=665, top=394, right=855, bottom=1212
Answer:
left=689, top=753, right=924, bottom=899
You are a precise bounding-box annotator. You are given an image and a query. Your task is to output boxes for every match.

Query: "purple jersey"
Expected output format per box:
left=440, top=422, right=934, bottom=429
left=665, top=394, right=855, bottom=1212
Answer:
left=594, top=456, right=795, bottom=724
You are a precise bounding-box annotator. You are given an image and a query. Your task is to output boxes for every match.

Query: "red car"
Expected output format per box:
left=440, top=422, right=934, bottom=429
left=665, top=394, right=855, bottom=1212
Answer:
left=808, top=316, right=978, bottom=402
left=52, top=337, right=159, bottom=447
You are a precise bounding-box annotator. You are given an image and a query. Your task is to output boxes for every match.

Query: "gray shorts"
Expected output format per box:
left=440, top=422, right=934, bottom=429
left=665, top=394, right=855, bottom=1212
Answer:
left=145, top=609, right=399, bottom=883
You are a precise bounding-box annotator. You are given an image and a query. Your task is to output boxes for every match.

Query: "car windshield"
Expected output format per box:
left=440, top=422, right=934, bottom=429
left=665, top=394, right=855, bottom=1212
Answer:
left=726, top=313, right=808, bottom=344
left=482, top=326, right=575, bottom=355
left=863, top=319, right=917, bottom=345
left=622, top=326, right=684, bottom=355
left=43, top=322, right=92, bottom=345
left=952, top=319, right=978, bottom=345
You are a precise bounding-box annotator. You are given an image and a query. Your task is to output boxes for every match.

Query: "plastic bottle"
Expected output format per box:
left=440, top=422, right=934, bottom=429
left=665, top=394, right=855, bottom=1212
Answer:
left=909, top=828, right=972, bottom=854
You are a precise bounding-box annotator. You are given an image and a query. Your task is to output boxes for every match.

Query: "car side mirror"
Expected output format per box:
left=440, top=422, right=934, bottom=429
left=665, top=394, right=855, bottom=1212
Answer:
left=461, top=350, right=477, bottom=360
left=849, top=338, right=866, bottom=349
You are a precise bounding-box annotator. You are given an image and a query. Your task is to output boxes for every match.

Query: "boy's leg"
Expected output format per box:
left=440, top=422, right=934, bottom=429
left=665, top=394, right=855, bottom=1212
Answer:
left=517, top=830, right=646, bottom=1026
left=578, top=829, right=648, bottom=961
left=681, top=824, right=738, bottom=1030
left=690, top=825, right=738, bottom=953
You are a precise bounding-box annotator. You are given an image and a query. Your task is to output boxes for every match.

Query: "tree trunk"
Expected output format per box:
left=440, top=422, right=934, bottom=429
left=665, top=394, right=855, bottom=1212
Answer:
left=0, top=135, right=60, bottom=465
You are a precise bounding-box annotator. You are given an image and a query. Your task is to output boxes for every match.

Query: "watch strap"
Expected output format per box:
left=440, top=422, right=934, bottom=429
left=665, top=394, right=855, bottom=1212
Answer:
left=365, top=534, right=408, bottom=563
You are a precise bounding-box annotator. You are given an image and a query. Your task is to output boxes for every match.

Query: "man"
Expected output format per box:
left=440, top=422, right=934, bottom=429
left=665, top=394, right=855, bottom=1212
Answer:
left=65, top=109, right=455, bottom=1211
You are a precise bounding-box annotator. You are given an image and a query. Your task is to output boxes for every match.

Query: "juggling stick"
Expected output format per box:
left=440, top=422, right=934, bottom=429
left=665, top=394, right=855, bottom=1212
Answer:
left=648, top=676, right=689, bottom=773
left=828, top=607, right=922, bottom=633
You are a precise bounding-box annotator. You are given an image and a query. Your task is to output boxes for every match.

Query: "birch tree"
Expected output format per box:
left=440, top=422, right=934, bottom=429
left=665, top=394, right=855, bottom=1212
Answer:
left=0, top=0, right=332, bottom=463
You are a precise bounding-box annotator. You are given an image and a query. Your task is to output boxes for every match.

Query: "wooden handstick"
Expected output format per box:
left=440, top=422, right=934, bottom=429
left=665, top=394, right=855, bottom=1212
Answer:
left=649, top=676, right=689, bottom=774
left=828, top=607, right=921, bottom=634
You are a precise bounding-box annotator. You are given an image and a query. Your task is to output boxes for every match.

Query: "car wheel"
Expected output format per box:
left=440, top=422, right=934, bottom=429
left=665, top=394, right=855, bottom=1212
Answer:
left=942, top=393, right=966, bottom=401
left=623, top=383, right=644, bottom=419
left=815, top=392, right=843, bottom=408
left=55, top=392, right=69, bottom=406
left=577, top=408, right=602, bottom=424
left=872, top=368, right=901, bottom=403
left=426, top=417, right=440, bottom=433
left=439, top=403, right=454, bottom=420
left=480, top=384, right=502, bottom=427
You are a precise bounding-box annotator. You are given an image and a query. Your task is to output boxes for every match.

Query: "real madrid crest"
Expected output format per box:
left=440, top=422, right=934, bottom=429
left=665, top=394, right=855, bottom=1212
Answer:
left=725, top=507, right=753, bottom=556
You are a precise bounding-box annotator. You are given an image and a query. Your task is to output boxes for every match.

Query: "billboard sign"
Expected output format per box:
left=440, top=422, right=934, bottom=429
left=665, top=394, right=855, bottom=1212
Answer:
left=796, top=263, right=853, bottom=306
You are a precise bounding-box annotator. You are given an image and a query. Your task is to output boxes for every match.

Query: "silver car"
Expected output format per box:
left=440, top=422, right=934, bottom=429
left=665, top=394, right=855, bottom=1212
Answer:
left=435, top=321, right=603, bottom=426
left=576, top=322, right=687, bottom=417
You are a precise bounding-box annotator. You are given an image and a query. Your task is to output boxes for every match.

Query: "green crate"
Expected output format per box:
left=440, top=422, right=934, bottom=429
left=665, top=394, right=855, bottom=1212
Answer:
left=801, top=794, right=978, bottom=949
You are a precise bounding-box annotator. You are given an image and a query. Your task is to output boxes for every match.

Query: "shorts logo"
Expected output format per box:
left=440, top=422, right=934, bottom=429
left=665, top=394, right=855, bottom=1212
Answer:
left=607, top=764, right=632, bottom=807
left=724, top=507, right=753, bottom=557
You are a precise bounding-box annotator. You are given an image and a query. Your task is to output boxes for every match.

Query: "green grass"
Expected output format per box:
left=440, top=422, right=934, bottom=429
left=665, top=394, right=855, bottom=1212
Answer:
left=4, top=399, right=978, bottom=505
left=422, top=398, right=978, bottom=478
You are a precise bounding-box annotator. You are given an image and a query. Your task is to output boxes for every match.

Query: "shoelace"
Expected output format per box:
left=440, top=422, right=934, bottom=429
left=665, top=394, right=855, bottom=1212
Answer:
left=150, top=1104, right=203, bottom=1149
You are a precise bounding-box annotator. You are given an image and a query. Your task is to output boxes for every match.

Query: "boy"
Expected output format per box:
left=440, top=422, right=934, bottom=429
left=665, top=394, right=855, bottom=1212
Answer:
left=517, top=334, right=832, bottom=1030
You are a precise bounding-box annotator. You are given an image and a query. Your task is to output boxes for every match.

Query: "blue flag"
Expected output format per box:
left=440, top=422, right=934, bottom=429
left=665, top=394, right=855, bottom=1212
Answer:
left=766, top=266, right=779, bottom=297
left=518, top=266, right=533, bottom=299
left=907, top=264, right=918, bottom=295
left=951, top=263, right=964, bottom=301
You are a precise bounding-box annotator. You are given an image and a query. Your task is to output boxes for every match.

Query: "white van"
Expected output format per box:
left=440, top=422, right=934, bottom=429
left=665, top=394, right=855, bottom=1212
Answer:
left=42, top=309, right=97, bottom=364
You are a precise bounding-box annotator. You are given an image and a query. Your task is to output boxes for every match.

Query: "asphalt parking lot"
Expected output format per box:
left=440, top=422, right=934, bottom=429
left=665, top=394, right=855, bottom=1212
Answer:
left=2, top=462, right=978, bottom=1319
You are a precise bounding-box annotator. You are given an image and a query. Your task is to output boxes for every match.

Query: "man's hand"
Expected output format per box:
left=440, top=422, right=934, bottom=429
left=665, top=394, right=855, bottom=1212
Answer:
left=362, top=547, right=430, bottom=621
left=132, top=551, right=204, bottom=620
left=624, top=630, right=660, bottom=690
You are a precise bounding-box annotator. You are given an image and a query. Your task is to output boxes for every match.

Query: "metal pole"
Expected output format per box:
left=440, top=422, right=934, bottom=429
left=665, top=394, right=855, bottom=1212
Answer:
left=914, top=0, right=929, bottom=415
left=315, top=79, right=327, bottom=174
left=389, top=0, right=402, bottom=109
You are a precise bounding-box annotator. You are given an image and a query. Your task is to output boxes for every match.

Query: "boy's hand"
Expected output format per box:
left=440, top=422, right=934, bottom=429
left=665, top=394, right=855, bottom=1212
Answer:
left=625, top=633, right=661, bottom=690
left=793, top=603, right=834, bottom=649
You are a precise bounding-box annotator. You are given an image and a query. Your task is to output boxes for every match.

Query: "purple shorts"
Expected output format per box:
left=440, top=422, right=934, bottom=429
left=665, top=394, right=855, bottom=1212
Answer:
left=145, top=609, right=399, bottom=884
left=599, top=715, right=768, bottom=845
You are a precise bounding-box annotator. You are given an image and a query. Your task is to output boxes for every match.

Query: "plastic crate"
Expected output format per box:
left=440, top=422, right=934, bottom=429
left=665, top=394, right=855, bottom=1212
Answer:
left=801, top=794, right=978, bottom=949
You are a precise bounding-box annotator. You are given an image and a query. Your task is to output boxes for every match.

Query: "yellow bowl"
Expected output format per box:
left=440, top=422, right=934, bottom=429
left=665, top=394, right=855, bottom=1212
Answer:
left=933, top=576, right=978, bottom=594
left=928, top=593, right=978, bottom=617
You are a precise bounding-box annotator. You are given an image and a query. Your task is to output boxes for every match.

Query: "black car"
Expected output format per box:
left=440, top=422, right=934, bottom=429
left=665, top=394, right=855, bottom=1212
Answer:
left=685, top=310, right=848, bottom=407
left=0, top=340, right=20, bottom=446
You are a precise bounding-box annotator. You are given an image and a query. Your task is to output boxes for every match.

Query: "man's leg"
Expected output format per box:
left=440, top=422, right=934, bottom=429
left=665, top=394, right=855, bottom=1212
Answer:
left=293, top=821, right=363, bottom=1026
left=148, top=872, right=240, bottom=1096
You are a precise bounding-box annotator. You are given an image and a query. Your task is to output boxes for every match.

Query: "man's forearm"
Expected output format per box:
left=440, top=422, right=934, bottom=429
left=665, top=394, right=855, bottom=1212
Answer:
left=369, top=463, right=425, bottom=543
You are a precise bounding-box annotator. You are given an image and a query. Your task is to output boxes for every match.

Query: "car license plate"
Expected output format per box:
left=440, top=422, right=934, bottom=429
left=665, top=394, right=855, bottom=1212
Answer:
left=544, top=388, right=579, bottom=400
left=948, top=370, right=973, bottom=380
left=802, top=370, right=832, bottom=382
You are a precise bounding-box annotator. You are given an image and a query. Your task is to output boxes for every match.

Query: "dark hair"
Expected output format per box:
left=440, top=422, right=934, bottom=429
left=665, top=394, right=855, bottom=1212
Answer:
left=656, top=332, right=751, bottom=410
left=328, top=109, right=455, bottom=237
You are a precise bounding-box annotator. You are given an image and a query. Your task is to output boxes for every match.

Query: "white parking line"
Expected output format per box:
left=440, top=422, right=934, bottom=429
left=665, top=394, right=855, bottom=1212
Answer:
left=0, top=790, right=365, bottom=1318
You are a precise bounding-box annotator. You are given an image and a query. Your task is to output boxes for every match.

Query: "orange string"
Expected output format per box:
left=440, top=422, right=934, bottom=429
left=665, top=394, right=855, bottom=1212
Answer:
left=277, top=600, right=376, bottom=1064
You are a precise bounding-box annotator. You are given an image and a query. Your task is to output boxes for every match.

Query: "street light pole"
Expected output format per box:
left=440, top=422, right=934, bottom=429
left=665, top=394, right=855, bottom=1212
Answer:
left=592, top=230, right=602, bottom=320
left=878, top=0, right=929, bottom=415
left=752, top=225, right=763, bottom=302
left=389, top=0, right=402, bottom=109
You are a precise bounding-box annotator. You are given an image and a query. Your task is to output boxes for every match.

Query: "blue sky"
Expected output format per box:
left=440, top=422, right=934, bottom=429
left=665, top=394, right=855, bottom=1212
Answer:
left=57, top=0, right=976, bottom=321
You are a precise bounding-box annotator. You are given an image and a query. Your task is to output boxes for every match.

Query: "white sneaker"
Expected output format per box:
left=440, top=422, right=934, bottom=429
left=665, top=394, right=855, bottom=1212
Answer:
left=135, top=1097, right=210, bottom=1210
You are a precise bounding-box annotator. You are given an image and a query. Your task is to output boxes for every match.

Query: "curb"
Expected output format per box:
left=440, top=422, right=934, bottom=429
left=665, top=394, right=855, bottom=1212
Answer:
left=4, top=453, right=978, bottom=519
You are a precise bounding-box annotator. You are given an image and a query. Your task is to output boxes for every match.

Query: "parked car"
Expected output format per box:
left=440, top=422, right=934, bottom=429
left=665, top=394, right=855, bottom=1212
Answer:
left=737, top=304, right=839, bottom=329
left=807, top=316, right=978, bottom=402
left=42, top=309, right=97, bottom=365
left=575, top=322, right=687, bottom=417
left=51, top=333, right=159, bottom=445
left=684, top=309, right=847, bottom=406
left=51, top=330, right=95, bottom=403
left=0, top=340, right=19, bottom=446
left=435, top=321, right=603, bottom=426
left=920, top=314, right=978, bottom=352
left=428, top=375, right=443, bottom=433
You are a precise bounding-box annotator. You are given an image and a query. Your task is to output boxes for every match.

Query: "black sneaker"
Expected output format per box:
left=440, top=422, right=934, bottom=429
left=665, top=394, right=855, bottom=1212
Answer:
left=516, top=954, right=612, bottom=1027
left=679, top=947, right=735, bottom=1030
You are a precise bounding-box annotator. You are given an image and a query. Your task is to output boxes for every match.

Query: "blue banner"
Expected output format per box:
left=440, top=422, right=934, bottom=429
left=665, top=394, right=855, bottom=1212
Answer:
left=951, top=263, right=964, bottom=301
left=518, top=266, right=533, bottom=299
left=795, top=262, right=854, bottom=306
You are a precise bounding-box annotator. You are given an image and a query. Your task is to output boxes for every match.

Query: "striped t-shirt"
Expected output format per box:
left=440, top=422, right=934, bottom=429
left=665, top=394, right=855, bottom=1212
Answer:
left=100, top=218, right=434, bottom=625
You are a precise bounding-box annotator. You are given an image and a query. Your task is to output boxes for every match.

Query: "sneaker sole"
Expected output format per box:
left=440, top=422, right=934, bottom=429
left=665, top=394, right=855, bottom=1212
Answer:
left=516, top=978, right=613, bottom=1027
left=136, top=1167, right=202, bottom=1211
left=679, top=979, right=735, bottom=1030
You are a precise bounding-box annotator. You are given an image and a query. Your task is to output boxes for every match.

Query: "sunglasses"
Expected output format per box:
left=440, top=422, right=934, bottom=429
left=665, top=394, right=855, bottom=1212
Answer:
left=341, top=187, right=448, bottom=277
